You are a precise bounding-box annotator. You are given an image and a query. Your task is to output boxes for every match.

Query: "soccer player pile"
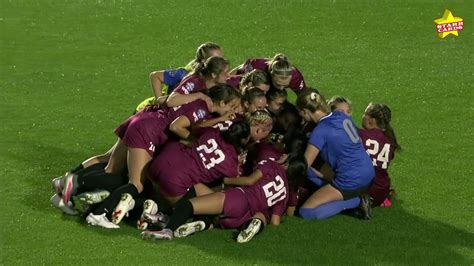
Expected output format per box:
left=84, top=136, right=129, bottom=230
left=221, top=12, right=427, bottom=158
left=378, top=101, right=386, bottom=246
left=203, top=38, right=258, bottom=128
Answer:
left=50, top=42, right=400, bottom=243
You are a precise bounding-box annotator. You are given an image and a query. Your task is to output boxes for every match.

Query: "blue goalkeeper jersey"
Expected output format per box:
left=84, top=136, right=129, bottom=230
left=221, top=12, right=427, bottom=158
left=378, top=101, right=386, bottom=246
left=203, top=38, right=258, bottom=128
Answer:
left=308, top=111, right=374, bottom=190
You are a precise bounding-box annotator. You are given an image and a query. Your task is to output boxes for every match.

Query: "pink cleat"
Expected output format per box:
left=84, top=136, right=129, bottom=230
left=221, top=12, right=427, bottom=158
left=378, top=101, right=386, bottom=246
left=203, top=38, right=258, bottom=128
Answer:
left=380, top=198, right=392, bottom=207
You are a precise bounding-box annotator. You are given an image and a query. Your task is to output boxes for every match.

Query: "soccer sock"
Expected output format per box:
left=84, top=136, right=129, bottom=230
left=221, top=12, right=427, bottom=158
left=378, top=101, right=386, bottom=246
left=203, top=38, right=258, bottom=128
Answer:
left=307, top=168, right=326, bottom=187
left=299, top=197, right=361, bottom=220
left=127, top=197, right=146, bottom=219
left=92, top=183, right=139, bottom=216
left=70, top=164, right=84, bottom=173
left=193, top=215, right=215, bottom=230
left=172, top=187, right=197, bottom=209
left=75, top=162, right=107, bottom=176
left=76, top=171, right=128, bottom=193
left=166, top=200, right=194, bottom=231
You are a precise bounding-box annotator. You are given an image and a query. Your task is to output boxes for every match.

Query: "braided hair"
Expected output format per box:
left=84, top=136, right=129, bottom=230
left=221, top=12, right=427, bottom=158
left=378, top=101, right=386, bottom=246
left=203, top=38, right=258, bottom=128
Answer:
left=366, top=103, right=401, bottom=151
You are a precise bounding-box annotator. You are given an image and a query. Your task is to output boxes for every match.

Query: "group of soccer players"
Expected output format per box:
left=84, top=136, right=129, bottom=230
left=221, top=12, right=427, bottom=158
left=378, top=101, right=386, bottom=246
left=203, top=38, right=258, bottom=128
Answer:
left=50, top=42, right=400, bottom=243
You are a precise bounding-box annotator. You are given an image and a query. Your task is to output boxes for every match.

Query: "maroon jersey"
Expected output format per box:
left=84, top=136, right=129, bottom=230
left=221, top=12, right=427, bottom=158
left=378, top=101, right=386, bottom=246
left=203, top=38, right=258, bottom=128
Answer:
left=241, top=150, right=289, bottom=218
left=149, top=127, right=240, bottom=196
left=237, top=58, right=306, bottom=93
left=225, top=75, right=242, bottom=90
left=168, top=99, right=211, bottom=124
left=173, top=74, right=207, bottom=95
left=358, top=128, right=395, bottom=190
left=212, top=113, right=245, bottom=131
left=115, top=100, right=211, bottom=156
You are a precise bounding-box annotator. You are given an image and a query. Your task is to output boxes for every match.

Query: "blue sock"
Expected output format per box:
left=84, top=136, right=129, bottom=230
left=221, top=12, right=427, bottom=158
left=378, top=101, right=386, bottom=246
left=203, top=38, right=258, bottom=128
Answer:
left=307, top=168, right=326, bottom=187
left=299, top=197, right=361, bottom=220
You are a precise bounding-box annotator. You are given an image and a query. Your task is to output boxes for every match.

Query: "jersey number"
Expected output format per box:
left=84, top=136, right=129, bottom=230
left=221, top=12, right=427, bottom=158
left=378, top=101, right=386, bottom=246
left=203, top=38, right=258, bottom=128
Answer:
left=262, top=175, right=286, bottom=207
left=365, top=139, right=391, bottom=169
left=343, top=119, right=360, bottom=143
left=213, top=120, right=233, bottom=131
left=196, top=138, right=225, bottom=170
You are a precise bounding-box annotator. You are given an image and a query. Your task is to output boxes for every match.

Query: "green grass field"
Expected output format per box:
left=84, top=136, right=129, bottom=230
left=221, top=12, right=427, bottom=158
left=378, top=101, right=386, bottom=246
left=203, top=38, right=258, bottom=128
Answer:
left=1, top=0, right=473, bottom=264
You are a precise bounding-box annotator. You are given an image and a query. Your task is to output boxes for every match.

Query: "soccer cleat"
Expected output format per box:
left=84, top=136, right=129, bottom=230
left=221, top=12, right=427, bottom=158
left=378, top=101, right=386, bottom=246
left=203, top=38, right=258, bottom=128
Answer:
left=380, top=197, right=392, bottom=207
left=141, top=228, right=173, bottom=240
left=237, top=218, right=262, bottom=243
left=61, top=172, right=77, bottom=204
left=51, top=176, right=64, bottom=195
left=74, top=190, right=110, bottom=205
left=50, top=194, right=79, bottom=216
left=174, top=221, right=206, bottom=238
left=137, top=199, right=159, bottom=230
left=73, top=190, right=110, bottom=213
left=86, top=213, right=119, bottom=229
left=111, top=193, right=135, bottom=225
left=359, top=194, right=373, bottom=220
left=143, top=212, right=170, bottom=228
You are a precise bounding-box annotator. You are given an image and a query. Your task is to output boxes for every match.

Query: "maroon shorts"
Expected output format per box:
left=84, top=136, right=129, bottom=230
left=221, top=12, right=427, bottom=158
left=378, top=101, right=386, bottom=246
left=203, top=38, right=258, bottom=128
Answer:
left=368, top=185, right=390, bottom=207
left=115, top=111, right=169, bottom=156
left=148, top=142, right=195, bottom=197
left=219, top=188, right=252, bottom=229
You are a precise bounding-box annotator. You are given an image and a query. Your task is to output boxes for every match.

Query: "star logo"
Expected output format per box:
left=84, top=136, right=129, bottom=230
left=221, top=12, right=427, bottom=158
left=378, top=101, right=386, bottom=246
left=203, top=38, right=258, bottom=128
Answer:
left=433, top=9, right=464, bottom=38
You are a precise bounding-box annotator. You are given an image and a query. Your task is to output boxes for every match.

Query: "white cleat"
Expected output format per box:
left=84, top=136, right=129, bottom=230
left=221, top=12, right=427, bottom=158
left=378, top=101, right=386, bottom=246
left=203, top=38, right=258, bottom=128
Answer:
left=50, top=194, right=79, bottom=216
left=51, top=176, right=64, bottom=195
left=86, top=213, right=119, bottom=229
left=174, top=221, right=206, bottom=238
left=143, top=212, right=169, bottom=228
left=75, top=190, right=110, bottom=205
left=137, top=199, right=158, bottom=230
left=237, top=218, right=262, bottom=243
left=142, top=228, right=173, bottom=240
left=111, top=193, right=135, bottom=225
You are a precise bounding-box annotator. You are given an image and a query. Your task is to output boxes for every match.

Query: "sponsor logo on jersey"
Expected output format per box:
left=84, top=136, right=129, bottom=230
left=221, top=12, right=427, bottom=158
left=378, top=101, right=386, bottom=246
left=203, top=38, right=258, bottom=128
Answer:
left=183, top=82, right=195, bottom=94
left=193, top=109, right=207, bottom=122
left=299, top=81, right=304, bottom=90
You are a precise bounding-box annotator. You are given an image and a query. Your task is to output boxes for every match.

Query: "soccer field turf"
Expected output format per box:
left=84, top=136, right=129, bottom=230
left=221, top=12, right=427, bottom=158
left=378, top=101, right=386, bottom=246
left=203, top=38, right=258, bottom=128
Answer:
left=1, top=0, right=472, bottom=264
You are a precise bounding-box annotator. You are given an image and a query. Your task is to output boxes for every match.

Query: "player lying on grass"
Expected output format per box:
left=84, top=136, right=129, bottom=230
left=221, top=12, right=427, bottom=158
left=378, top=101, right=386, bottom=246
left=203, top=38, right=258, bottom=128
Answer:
left=130, top=111, right=274, bottom=230
left=296, top=89, right=375, bottom=220
left=147, top=122, right=251, bottom=206
left=51, top=56, right=231, bottom=199
left=51, top=85, right=240, bottom=222
left=141, top=141, right=307, bottom=243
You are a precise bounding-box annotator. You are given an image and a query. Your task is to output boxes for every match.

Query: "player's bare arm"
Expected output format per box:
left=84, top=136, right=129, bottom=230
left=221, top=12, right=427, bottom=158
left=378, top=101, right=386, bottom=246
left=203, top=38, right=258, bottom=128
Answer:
left=149, top=70, right=165, bottom=98
left=223, top=170, right=263, bottom=186
left=169, top=116, right=192, bottom=139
